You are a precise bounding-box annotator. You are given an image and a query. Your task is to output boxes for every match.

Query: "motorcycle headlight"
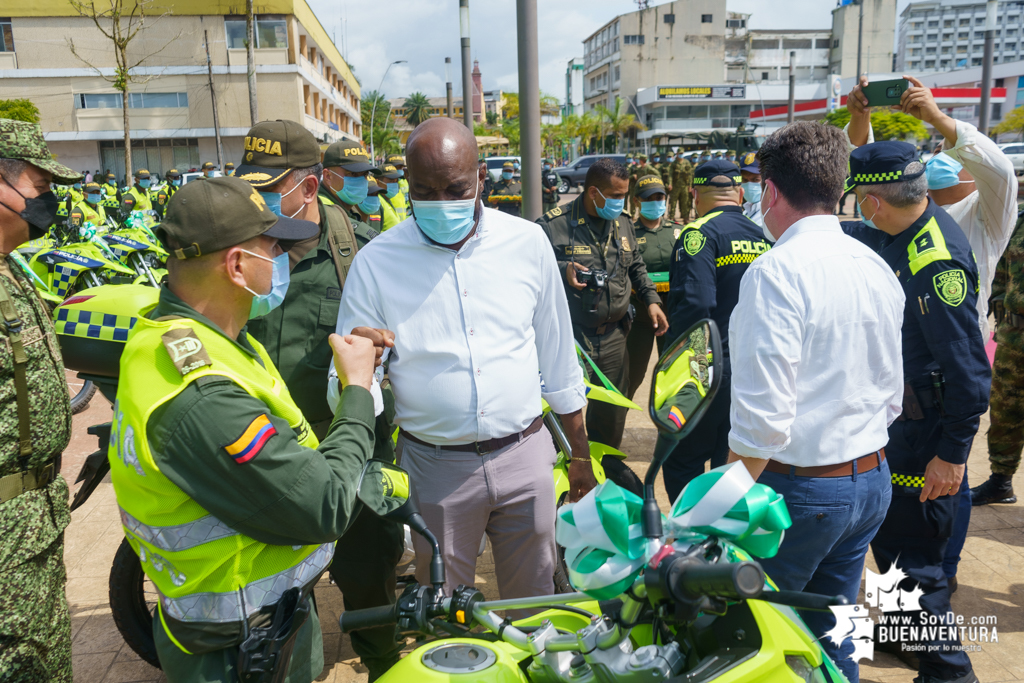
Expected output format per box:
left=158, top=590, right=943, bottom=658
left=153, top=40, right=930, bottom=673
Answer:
left=785, top=655, right=829, bottom=683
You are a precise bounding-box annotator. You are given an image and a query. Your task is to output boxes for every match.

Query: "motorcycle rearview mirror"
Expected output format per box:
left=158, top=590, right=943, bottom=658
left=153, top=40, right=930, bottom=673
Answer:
left=356, top=461, right=446, bottom=590
left=642, top=319, right=722, bottom=539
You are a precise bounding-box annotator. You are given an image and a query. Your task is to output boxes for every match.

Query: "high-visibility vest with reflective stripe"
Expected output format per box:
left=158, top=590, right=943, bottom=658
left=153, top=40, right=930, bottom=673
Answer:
left=108, top=315, right=327, bottom=652
left=72, top=200, right=107, bottom=227
left=380, top=194, right=401, bottom=230
left=126, top=185, right=153, bottom=212
left=391, top=184, right=409, bottom=220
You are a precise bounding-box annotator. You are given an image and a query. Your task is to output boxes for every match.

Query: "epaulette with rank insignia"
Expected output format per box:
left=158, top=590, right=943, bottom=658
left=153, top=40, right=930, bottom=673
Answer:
left=544, top=206, right=563, bottom=220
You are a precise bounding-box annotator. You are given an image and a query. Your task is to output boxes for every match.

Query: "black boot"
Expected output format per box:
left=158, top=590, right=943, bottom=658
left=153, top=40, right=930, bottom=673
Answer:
left=970, top=473, right=1016, bottom=506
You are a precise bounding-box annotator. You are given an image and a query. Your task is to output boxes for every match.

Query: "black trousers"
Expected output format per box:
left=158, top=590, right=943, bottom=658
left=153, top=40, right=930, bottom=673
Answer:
left=576, top=323, right=630, bottom=449
left=662, top=375, right=731, bottom=503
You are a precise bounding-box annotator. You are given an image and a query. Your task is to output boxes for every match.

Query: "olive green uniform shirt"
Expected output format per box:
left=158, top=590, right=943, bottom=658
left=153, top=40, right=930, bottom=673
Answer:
left=318, top=189, right=380, bottom=248
left=634, top=218, right=683, bottom=275
left=536, top=195, right=660, bottom=329
left=488, top=178, right=523, bottom=217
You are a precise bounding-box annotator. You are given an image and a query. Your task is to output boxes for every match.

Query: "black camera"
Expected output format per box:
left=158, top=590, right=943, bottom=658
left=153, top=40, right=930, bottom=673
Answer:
left=577, top=268, right=608, bottom=290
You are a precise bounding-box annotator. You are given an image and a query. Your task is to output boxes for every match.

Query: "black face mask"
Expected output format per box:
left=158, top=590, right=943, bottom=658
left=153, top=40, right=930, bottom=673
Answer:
left=0, top=175, right=61, bottom=240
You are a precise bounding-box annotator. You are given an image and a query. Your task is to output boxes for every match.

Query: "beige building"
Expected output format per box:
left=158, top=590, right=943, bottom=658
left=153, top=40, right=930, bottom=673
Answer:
left=0, top=0, right=360, bottom=180
left=830, top=0, right=898, bottom=78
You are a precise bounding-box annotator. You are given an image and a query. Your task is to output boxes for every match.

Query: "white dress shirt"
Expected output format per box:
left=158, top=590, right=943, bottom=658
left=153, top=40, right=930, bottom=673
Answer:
left=335, top=208, right=587, bottom=446
left=939, top=119, right=1018, bottom=339
left=742, top=200, right=763, bottom=228
left=728, top=215, right=905, bottom=466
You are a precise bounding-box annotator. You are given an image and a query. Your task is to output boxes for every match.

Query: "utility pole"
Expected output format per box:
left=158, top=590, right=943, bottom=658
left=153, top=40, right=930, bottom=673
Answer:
left=787, top=51, right=796, bottom=124
left=204, top=30, right=224, bottom=168
left=517, top=0, right=541, bottom=221
left=445, top=57, right=454, bottom=118
left=980, top=0, right=998, bottom=135
left=856, top=0, right=864, bottom=79
left=460, top=0, right=473, bottom=129
left=246, top=0, right=258, bottom=125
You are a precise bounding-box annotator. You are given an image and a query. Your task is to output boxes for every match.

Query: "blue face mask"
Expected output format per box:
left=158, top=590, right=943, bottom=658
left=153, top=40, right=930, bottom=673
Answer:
left=594, top=187, right=625, bottom=220
left=332, top=172, right=368, bottom=205
left=385, top=183, right=400, bottom=198
left=742, top=182, right=762, bottom=203
left=171, top=179, right=181, bottom=187
left=107, top=179, right=116, bottom=186
left=242, top=250, right=290, bottom=318
left=259, top=191, right=283, bottom=216
left=86, top=193, right=102, bottom=205
left=513, top=162, right=520, bottom=169
left=138, top=179, right=151, bottom=189
left=412, top=188, right=478, bottom=245
left=543, top=164, right=552, bottom=171
left=640, top=200, right=666, bottom=220
left=501, top=171, right=513, bottom=181
left=397, top=169, right=405, bottom=178
left=73, top=183, right=82, bottom=190
left=858, top=194, right=881, bottom=230
left=359, top=195, right=381, bottom=215
left=926, top=153, right=970, bottom=191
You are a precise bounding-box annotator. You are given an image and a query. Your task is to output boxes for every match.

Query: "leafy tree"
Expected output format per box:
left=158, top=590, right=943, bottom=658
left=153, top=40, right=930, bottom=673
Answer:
left=502, top=92, right=519, bottom=120
left=822, top=107, right=928, bottom=142
left=993, top=105, right=1024, bottom=141
left=0, top=99, right=40, bottom=123
left=501, top=117, right=521, bottom=154
left=360, top=90, right=394, bottom=156
left=403, top=92, right=433, bottom=127
left=485, top=110, right=498, bottom=126
left=595, top=96, right=645, bottom=153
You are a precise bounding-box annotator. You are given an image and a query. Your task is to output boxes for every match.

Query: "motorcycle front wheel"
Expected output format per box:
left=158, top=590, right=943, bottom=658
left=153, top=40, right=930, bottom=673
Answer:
left=67, top=371, right=96, bottom=415
left=109, top=538, right=161, bottom=668
left=553, top=454, right=643, bottom=593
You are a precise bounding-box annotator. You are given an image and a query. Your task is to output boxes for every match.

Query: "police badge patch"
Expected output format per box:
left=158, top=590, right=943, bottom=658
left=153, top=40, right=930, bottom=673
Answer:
left=683, top=230, right=706, bottom=256
left=933, top=269, right=967, bottom=307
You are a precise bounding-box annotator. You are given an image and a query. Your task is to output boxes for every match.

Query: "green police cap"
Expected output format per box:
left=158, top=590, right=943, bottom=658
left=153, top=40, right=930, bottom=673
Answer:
left=0, top=119, right=81, bottom=184
left=157, top=176, right=318, bottom=259
left=134, top=168, right=151, bottom=179
left=366, top=177, right=386, bottom=196
left=502, top=161, right=515, bottom=170
left=323, top=139, right=377, bottom=173
left=236, top=120, right=322, bottom=188
left=636, top=174, right=667, bottom=199
left=224, top=162, right=234, bottom=170
left=166, top=169, right=181, bottom=178
left=83, top=182, right=101, bottom=192
left=385, top=153, right=406, bottom=166
left=201, top=161, right=215, bottom=170
left=377, top=164, right=401, bottom=180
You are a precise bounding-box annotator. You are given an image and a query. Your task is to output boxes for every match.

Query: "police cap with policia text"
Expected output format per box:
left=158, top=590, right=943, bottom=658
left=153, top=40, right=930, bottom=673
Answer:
left=692, top=159, right=742, bottom=187
left=636, top=175, right=668, bottom=199
left=323, top=139, right=377, bottom=173
left=236, top=119, right=322, bottom=189
left=377, top=164, right=402, bottom=180
left=844, top=140, right=925, bottom=192
left=156, top=176, right=318, bottom=259
left=385, top=153, right=406, bottom=167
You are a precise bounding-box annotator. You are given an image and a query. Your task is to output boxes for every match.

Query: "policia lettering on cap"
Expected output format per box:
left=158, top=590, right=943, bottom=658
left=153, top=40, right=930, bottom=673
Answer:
left=234, top=119, right=405, bottom=680
left=842, top=140, right=990, bottom=683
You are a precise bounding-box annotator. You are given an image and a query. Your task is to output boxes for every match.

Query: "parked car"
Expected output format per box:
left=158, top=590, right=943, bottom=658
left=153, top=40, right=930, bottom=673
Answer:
left=182, top=170, right=222, bottom=184
left=555, top=154, right=627, bottom=193
left=997, top=142, right=1024, bottom=174
left=483, top=155, right=522, bottom=182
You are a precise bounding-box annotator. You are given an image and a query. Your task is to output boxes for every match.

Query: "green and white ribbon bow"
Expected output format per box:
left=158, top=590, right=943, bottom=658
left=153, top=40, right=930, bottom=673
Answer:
left=668, top=462, right=791, bottom=559
left=556, top=481, right=650, bottom=600
left=556, top=463, right=792, bottom=600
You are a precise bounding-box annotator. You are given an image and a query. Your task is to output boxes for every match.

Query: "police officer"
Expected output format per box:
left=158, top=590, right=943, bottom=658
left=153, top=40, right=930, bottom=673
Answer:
left=320, top=139, right=381, bottom=248
left=542, top=158, right=560, bottom=214
left=629, top=154, right=659, bottom=220
left=537, top=157, right=667, bottom=448
left=110, top=176, right=379, bottom=681
left=625, top=175, right=681, bottom=400
left=223, top=161, right=235, bottom=176
left=664, top=159, right=769, bottom=501
left=376, top=164, right=404, bottom=230
left=356, top=178, right=386, bottom=233
left=200, top=161, right=217, bottom=178
left=844, top=142, right=989, bottom=683
left=236, top=120, right=402, bottom=680
left=385, top=153, right=409, bottom=218
left=0, top=119, right=80, bottom=682
left=668, top=151, right=693, bottom=222
left=101, top=171, right=119, bottom=198
left=68, top=181, right=107, bottom=228
left=739, top=152, right=763, bottom=227
left=488, top=160, right=522, bottom=218
left=123, top=168, right=154, bottom=214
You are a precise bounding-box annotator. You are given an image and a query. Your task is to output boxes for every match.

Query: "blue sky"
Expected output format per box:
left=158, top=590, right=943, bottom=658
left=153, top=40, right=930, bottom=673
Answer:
left=309, top=0, right=912, bottom=102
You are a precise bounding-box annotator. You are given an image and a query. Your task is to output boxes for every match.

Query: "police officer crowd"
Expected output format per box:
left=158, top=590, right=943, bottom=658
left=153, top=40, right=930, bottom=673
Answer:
left=0, top=67, right=1017, bottom=683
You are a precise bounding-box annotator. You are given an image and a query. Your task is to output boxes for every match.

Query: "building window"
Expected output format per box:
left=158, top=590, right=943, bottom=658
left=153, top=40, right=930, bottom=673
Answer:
left=126, top=92, right=188, bottom=108
left=613, top=65, right=620, bottom=82
left=665, top=13, right=675, bottom=24
left=941, top=59, right=950, bottom=67
left=783, top=39, right=812, bottom=49
left=1007, top=42, right=1017, bottom=50
left=976, top=16, right=985, bottom=25
left=944, top=19, right=953, bottom=27
left=761, top=71, right=769, bottom=80
left=960, top=18, right=970, bottom=26
left=752, top=39, right=779, bottom=49
left=623, top=34, right=644, bottom=45
left=815, top=38, right=830, bottom=49
left=77, top=93, right=122, bottom=109
left=925, top=60, right=935, bottom=67
left=928, top=20, right=939, bottom=27
left=958, top=31, right=969, bottom=38
left=0, top=18, right=12, bottom=52
left=973, top=57, right=983, bottom=65
left=225, top=15, right=288, bottom=49
left=926, top=46, right=936, bottom=54
left=832, top=38, right=839, bottom=48
left=701, top=14, right=713, bottom=23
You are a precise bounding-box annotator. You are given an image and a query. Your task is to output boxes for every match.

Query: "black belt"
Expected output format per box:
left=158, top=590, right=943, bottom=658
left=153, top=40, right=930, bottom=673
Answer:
left=400, top=416, right=544, bottom=456
left=579, top=317, right=626, bottom=337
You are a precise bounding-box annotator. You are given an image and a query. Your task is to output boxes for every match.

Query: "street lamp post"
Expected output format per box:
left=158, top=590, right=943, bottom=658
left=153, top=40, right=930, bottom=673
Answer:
left=445, top=57, right=454, bottom=118
left=460, top=0, right=473, bottom=129
left=370, top=60, right=406, bottom=162
left=980, top=0, right=998, bottom=134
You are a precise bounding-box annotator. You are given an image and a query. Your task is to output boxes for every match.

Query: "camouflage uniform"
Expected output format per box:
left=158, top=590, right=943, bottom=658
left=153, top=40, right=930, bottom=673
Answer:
left=669, top=158, right=693, bottom=222
left=0, top=119, right=77, bottom=683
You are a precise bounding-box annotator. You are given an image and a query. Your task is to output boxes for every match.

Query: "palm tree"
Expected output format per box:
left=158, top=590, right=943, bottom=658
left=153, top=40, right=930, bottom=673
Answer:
left=596, top=96, right=645, bottom=153
left=576, top=113, right=602, bottom=155
left=403, top=92, right=433, bottom=127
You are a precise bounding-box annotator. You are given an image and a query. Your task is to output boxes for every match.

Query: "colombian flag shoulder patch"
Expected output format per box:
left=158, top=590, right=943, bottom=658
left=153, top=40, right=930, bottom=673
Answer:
left=224, top=414, right=277, bottom=464
left=667, top=405, right=686, bottom=430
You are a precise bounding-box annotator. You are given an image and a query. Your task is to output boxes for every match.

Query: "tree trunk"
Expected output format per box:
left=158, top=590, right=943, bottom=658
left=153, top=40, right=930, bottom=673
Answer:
left=121, top=89, right=132, bottom=182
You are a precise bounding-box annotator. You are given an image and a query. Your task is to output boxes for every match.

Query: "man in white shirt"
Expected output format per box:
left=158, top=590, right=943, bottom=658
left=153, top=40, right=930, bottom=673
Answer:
left=738, top=152, right=763, bottom=228
left=335, top=118, right=592, bottom=604
left=727, top=122, right=905, bottom=683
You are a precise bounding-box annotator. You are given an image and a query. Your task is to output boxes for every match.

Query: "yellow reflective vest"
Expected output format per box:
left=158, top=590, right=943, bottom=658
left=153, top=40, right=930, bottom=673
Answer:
left=125, top=185, right=153, bottom=213
left=108, top=315, right=331, bottom=653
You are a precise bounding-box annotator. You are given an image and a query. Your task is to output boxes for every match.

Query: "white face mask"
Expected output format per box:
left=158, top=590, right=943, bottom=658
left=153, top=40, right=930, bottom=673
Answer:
left=760, top=183, right=777, bottom=243
left=282, top=177, right=316, bottom=218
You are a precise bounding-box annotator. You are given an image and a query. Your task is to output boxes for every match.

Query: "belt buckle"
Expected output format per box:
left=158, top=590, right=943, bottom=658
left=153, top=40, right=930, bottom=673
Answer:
left=474, top=441, right=492, bottom=457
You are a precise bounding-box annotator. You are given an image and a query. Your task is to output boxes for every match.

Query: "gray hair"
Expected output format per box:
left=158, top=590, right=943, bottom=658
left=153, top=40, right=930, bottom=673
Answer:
left=861, top=162, right=927, bottom=209
left=291, top=163, right=323, bottom=185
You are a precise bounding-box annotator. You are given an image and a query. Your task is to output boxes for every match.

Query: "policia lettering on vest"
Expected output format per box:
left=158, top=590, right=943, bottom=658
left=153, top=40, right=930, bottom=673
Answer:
left=110, top=175, right=380, bottom=682
left=234, top=120, right=404, bottom=680
left=843, top=141, right=990, bottom=683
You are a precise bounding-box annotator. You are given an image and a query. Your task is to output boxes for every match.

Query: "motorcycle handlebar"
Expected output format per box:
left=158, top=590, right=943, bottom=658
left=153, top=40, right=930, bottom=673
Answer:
left=672, top=560, right=765, bottom=601
left=338, top=604, right=398, bottom=633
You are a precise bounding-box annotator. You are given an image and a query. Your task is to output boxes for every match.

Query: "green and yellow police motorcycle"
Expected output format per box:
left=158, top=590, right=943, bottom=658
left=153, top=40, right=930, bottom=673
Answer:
left=342, top=320, right=851, bottom=683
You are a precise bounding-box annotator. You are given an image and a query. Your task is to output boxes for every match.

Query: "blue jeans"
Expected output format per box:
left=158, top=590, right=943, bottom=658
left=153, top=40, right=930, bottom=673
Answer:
left=942, top=472, right=971, bottom=578
left=757, top=457, right=891, bottom=683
